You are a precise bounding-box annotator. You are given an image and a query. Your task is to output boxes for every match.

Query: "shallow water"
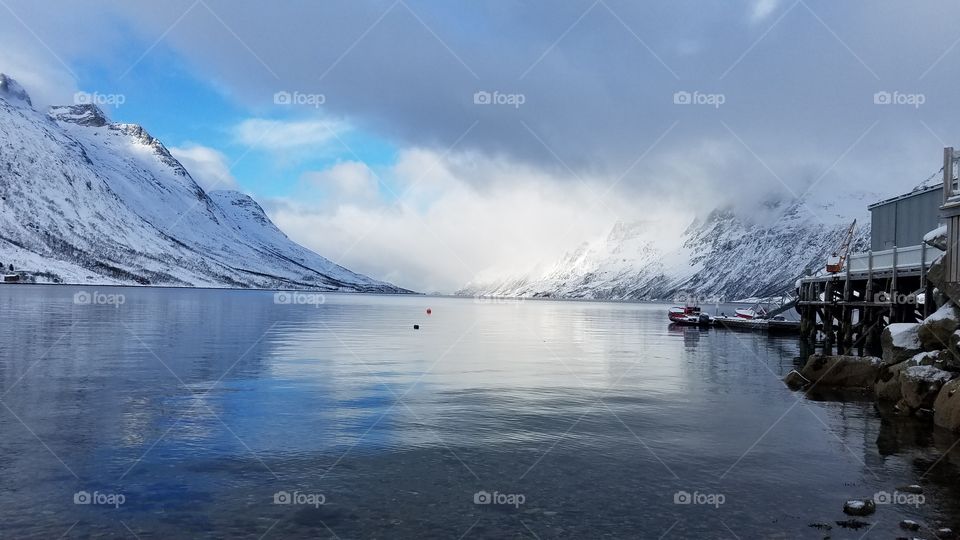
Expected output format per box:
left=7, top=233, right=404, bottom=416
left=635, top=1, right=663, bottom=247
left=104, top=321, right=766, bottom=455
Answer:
left=0, top=286, right=958, bottom=538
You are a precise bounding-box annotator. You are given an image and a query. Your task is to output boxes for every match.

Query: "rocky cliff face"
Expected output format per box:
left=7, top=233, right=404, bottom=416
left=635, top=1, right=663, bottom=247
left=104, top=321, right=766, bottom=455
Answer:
left=0, top=74, right=407, bottom=292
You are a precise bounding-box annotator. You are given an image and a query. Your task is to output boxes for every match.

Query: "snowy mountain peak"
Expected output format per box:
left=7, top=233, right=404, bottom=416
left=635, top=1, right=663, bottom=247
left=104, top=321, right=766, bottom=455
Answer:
left=0, top=74, right=32, bottom=106
left=48, top=104, right=110, bottom=127
left=0, top=73, right=406, bottom=293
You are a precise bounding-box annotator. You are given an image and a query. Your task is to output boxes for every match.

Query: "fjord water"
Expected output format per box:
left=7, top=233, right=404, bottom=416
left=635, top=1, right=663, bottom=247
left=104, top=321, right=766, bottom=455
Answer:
left=1, top=287, right=959, bottom=538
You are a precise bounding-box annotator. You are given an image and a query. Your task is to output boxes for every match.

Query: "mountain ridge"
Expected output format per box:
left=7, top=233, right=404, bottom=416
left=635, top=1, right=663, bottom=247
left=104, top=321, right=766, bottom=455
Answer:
left=459, top=194, right=874, bottom=301
left=0, top=74, right=409, bottom=293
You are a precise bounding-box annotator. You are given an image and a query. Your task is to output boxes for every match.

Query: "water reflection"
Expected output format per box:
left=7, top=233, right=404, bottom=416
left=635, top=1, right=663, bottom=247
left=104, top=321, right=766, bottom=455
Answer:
left=0, top=287, right=958, bottom=537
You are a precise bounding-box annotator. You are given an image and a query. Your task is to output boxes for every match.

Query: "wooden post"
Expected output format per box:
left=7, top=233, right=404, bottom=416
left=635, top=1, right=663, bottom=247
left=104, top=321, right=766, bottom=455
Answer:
left=945, top=147, right=955, bottom=205
left=866, top=250, right=874, bottom=303
left=824, top=279, right=835, bottom=355
left=890, top=245, right=898, bottom=320
left=920, top=242, right=928, bottom=318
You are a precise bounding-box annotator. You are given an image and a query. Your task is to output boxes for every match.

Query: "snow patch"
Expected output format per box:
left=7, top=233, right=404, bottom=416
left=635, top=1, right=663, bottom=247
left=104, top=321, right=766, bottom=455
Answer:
left=888, top=323, right=921, bottom=349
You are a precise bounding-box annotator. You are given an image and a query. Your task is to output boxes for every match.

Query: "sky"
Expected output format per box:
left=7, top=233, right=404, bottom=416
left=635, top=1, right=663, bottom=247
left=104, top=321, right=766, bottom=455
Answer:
left=2, top=0, right=959, bottom=292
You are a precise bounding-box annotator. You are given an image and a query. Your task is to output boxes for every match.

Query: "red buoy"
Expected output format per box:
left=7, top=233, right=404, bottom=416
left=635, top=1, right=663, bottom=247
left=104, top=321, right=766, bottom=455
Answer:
left=426, top=308, right=432, bottom=315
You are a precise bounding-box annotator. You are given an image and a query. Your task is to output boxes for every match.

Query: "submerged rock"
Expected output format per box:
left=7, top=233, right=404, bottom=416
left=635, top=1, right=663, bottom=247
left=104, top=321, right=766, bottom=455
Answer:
left=835, top=518, right=871, bottom=529
left=783, top=369, right=810, bottom=390
left=800, top=355, right=880, bottom=389
left=934, top=379, right=960, bottom=431
left=918, top=303, right=960, bottom=351
left=899, top=519, right=921, bottom=531
left=842, top=499, right=876, bottom=516
left=882, top=323, right=923, bottom=365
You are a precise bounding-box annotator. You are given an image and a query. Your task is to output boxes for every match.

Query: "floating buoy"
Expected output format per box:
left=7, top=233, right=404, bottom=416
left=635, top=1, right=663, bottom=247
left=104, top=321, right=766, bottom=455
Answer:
left=426, top=308, right=432, bottom=315
left=413, top=324, right=420, bottom=330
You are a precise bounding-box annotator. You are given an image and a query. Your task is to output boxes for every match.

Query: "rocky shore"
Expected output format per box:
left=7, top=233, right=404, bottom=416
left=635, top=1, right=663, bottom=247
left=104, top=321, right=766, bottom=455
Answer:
left=784, top=231, right=960, bottom=535
left=786, top=226, right=960, bottom=430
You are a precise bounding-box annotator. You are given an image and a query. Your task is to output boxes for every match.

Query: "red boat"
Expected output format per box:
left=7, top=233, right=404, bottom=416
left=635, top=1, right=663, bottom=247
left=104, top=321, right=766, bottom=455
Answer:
left=669, top=305, right=701, bottom=323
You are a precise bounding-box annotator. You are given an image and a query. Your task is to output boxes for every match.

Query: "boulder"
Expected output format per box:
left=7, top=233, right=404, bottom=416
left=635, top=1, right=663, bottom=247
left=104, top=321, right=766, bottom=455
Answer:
left=842, top=499, right=876, bottom=516
left=918, top=303, right=960, bottom=351
left=881, top=323, right=922, bottom=365
left=875, top=358, right=919, bottom=402
left=934, top=378, right=960, bottom=431
left=783, top=369, right=810, bottom=390
left=800, top=355, right=881, bottom=389
left=901, top=365, right=954, bottom=410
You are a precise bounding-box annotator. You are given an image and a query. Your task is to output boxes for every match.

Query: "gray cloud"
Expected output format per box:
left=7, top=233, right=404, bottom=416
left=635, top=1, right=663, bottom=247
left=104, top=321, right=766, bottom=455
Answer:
left=3, top=0, right=960, bottom=290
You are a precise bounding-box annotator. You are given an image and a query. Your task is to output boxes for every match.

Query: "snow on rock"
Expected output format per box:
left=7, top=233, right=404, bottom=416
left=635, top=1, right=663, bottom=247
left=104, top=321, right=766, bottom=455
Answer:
left=842, top=499, right=876, bottom=516
left=0, top=74, right=407, bottom=293
left=924, top=225, right=948, bottom=251
left=882, top=323, right=923, bottom=365
left=918, top=303, right=960, bottom=351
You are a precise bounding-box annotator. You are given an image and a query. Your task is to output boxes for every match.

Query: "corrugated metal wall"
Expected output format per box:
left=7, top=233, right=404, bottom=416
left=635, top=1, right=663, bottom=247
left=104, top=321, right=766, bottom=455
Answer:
left=870, top=189, right=942, bottom=250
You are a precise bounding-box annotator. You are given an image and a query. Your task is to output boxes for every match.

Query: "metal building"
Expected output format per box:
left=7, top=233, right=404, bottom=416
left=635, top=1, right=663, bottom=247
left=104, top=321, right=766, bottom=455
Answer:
left=867, top=185, right=942, bottom=251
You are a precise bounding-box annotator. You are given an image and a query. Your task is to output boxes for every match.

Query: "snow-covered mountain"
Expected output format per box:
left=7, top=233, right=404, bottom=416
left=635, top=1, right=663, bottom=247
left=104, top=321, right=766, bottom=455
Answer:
left=0, top=74, right=407, bottom=292
left=459, top=193, right=875, bottom=301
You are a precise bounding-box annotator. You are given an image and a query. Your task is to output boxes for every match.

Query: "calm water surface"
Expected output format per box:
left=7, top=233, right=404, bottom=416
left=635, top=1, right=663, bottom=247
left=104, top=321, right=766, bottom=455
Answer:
left=1, top=287, right=960, bottom=538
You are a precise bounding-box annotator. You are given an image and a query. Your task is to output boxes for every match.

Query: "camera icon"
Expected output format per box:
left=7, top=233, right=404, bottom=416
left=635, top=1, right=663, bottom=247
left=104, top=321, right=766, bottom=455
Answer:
left=873, top=490, right=891, bottom=504
left=673, top=490, right=691, bottom=504
left=74, top=291, right=91, bottom=305
left=273, top=491, right=291, bottom=504
left=473, top=490, right=491, bottom=504
left=673, top=91, right=692, bottom=105
left=273, top=292, right=291, bottom=305
left=74, top=490, right=91, bottom=504
left=473, top=91, right=491, bottom=105
left=874, top=91, right=892, bottom=105
left=73, top=91, right=92, bottom=105
left=274, top=91, right=292, bottom=105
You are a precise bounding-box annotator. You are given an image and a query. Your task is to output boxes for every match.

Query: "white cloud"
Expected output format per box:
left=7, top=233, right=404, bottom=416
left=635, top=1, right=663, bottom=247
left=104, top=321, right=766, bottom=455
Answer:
left=169, top=144, right=239, bottom=191
left=263, top=149, right=685, bottom=294
left=750, top=0, right=781, bottom=23
left=302, top=161, right=379, bottom=201
left=232, top=118, right=348, bottom=151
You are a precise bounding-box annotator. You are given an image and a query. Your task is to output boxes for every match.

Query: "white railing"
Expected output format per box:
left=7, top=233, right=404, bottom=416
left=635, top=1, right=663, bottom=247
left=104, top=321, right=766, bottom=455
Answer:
left=845, top=244, right=942, bottom=274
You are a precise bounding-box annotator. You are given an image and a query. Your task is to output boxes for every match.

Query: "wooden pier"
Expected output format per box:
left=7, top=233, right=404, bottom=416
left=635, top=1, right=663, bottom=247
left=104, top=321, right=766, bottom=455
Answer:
left=798, top=244, right=941, bottom=356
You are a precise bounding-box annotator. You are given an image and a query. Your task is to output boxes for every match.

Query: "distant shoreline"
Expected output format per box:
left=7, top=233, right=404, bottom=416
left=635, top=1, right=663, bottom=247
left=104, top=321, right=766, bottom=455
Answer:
left=0, top=281, right=782, bottom=306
